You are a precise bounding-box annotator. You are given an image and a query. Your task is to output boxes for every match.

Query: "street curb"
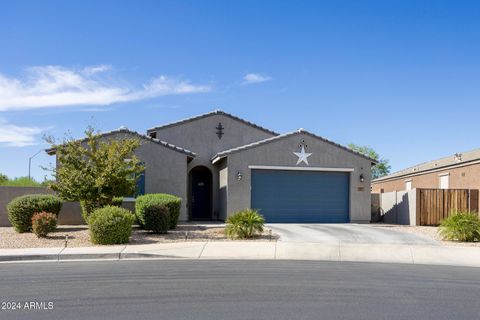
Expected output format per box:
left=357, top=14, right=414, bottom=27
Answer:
left=0, top=254, right=59, bottom=262
left=1, top=243, right=480, bottom=268
left=58, top=253, right=121, bottom=261
left=120, top=253, right=182, bottom=259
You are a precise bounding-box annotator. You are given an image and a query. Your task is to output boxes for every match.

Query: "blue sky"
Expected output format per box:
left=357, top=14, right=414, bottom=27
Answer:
left=1, top=0, right=479, bottom=180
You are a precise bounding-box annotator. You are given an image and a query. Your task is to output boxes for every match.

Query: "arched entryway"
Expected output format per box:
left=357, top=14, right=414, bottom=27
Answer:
left=189, top=166, right=213, bottom=220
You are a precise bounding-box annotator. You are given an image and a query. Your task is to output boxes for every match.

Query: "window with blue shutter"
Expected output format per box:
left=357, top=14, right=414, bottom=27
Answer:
left=135, top=171, right=145, bottom=196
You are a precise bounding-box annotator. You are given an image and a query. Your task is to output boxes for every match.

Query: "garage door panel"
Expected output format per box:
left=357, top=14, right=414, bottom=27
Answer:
left=251, top=170, right=349, bottom=223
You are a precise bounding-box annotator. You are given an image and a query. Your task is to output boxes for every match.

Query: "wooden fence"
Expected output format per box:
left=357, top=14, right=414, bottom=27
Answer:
left=416, top=189, right=479, bottom=226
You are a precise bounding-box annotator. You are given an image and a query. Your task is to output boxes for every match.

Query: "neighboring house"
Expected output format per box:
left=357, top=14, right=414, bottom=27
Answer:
left=48, top=110, right=375, bottom=223
left=372, top=149, right=480, bottom=193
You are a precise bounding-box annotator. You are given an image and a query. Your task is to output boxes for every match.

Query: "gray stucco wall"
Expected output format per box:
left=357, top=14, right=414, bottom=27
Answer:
left=104, top=132, right=190, bottom=221
left=218, top=158, right=228, bottom=221
left=0, top=187, right=86, bottom=226
left=0, top=187, right=139, bottom=227
left=149, top=114, right=276, bottom=158
left=52, top=131, right=190, bottom=221
left=379, top=190, right=417, bottom=225
left=223, top=132, right=373, bottom=222
left=149, top=114, right=276, bottom=218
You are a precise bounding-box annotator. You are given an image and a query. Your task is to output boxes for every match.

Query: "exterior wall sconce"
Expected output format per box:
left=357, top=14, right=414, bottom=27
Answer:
left=237, top=171, right=243, bottom=181
left=359, top=174, right=365, bottom=183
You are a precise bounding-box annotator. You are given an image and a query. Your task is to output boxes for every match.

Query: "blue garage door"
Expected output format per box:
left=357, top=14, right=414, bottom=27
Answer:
left=251, top=170, right=350, bottom=223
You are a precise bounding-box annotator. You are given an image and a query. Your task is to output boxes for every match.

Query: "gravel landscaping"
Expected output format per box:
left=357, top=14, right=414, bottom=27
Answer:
left=370, top=223, right=480, bottom=247
left=0, top=223, right=277, bottom=248
left=2, top=222, right=477, bottom=249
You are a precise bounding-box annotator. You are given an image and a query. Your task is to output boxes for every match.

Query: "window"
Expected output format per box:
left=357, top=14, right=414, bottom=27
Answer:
left=125, top=160, right=145, bottom=197
left=135, top=171, right=145, bottom=196
left=405, top=180, right=412, bottom=190
left=439, top=174, right=449, bottom=189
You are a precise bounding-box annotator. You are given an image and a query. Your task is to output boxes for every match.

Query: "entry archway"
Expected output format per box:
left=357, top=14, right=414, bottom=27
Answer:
left=189, top=166, right=213, bottom=220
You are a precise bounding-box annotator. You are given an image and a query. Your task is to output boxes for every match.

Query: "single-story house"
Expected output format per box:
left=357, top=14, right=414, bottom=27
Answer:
left=48, top=110, right=375, bottom=223
left=372, top=149, right=480, bottom=193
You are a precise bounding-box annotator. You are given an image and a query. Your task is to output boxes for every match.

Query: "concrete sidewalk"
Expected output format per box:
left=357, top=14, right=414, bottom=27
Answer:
left=1, top=241, right=480, bottom=267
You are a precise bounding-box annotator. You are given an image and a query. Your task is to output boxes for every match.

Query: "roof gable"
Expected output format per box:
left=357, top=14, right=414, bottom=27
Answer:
left=46, top=128, right=196, bottom=158
left=146, top=109, right=279, bottom=136
left=212, top=129, right=377, bottom=164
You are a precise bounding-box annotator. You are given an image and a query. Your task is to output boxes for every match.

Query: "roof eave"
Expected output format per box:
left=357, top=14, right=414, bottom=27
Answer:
left=211, top=130, right=377, bottom=164
left=211, top=155, right=224, bottom=164
left=147, top=109, right=280, bottom=136
left=372, top=158, right=480, bottom=183
left=44, top=128, right=197, bottom=158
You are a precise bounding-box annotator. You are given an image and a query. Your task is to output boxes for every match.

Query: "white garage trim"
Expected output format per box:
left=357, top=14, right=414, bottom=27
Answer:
left=248, top=165, right=354, bottom=172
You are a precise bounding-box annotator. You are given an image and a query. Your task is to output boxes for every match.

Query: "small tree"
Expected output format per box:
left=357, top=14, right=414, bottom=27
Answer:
left=45, top=127, right=145, bottom=220
left=348, top=144, right=391, bottom=179
left=0, top=173, right=8, bottom=184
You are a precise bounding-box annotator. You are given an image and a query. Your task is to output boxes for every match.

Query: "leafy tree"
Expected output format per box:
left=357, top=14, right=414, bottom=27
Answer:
left=0, top=173, right=43, bottom=187
left=348, top=144, right=391, bottom=179
left=1, top=177, right=42, bottom=187
left=45, top=127, right=145, bottom=220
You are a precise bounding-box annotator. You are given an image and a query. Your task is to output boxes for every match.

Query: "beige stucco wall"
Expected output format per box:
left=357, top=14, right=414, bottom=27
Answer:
left=372, top=163, right=480, bottom=193
left=224, top=132, right=373, bottom=222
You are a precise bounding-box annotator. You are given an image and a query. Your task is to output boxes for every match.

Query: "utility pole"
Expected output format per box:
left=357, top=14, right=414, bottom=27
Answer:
left=28, top=149, right=44, bottom=181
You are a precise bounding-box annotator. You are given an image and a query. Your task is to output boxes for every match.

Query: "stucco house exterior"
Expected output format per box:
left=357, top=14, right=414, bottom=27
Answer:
left=372, top=149, right=480, bottom=193
left=49, top=110, right=375, bottom=223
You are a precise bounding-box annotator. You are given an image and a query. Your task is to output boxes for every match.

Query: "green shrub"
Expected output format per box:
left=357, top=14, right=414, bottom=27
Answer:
left=0, top=177, right=42, bottom=187
left=31, top=212, right=57, bottom=237
left=225, top=209, right=265, bottom=239
left=439, top=211, right=480, bottom=242
left=7, top=194, right=63, bottom=233
left=111, top=197, right=124, bottom=207
left=89, top=206, right=135, bottom=245
left=139, top=204, right=170, bottom=234
left=80, top=200, right=96, bottom=222
left=135, top=194, right=181, bottom=229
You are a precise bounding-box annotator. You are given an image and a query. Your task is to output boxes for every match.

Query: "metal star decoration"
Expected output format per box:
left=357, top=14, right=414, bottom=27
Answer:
left=293, top=146, right=312, bottom=165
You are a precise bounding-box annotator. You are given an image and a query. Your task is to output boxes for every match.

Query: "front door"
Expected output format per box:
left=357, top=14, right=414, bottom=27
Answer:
left=190, top=167, right=212, bottom=220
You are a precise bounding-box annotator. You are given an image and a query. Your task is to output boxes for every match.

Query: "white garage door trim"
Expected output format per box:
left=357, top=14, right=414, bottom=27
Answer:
left=248, top=165, right=354, bottom=172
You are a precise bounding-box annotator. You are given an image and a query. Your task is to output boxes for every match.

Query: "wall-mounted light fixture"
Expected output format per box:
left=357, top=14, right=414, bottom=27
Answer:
left=237, top=171, right=243, bottom=181
left=359, top=174, right=365, bottom=183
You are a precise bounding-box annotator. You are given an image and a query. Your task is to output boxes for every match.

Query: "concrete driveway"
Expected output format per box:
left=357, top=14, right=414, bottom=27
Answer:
left=268, top=224, right=439, bottom=245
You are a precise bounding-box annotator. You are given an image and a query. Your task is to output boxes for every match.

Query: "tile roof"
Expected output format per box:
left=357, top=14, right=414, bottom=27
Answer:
left=373, top=148, right=480, bottom=182
left=45, top=127, right=196, bottom=157
left=146, top=109, right=279, bottom=136
left=211, top=128, right=377, bottom=163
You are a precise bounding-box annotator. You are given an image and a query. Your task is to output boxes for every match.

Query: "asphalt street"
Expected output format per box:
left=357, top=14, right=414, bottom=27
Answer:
left=0, top=260, right=479, bottom=320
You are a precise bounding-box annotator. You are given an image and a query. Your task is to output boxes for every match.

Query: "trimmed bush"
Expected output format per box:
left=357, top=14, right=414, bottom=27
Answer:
left=140, top=204, right=170, bottom=233
left=111, top=197, right=124, bottom=207
left=135, top=194, right=182, bottom=229
left=89, top=206, right=135, bottom=245
left=225, top=209, right=265, bottom=239
left=7, top=194, right=63, bottom=233
left=439, top=211, right=480, bottom=242
left=31, top=212, right=57, bottom=237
